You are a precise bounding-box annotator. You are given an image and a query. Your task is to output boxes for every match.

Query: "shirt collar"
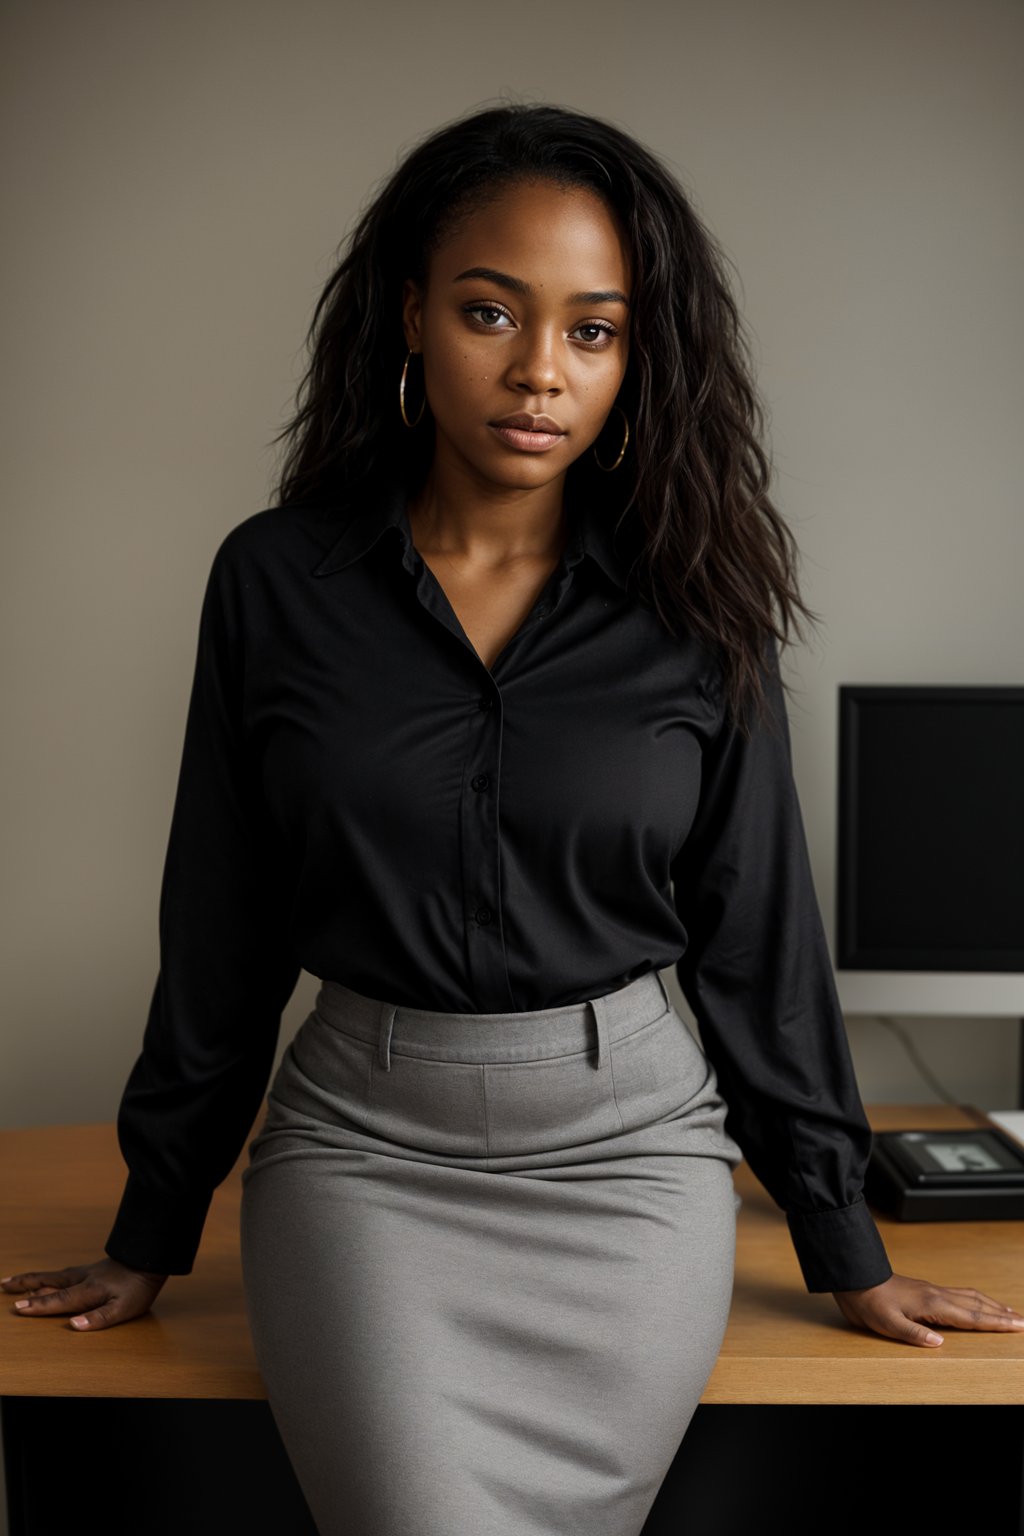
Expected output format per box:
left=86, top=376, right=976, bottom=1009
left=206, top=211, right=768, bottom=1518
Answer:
left=310, top=474, right=631, bottom=591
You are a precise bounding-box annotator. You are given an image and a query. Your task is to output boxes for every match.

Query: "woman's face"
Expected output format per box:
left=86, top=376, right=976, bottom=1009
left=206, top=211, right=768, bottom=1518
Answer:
left=401, top=177, right=631, bottom=495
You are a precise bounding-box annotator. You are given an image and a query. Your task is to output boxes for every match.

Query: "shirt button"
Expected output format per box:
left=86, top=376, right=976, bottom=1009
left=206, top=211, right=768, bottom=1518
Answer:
left=475, top=905, right=493, bottom=925
left=471, top=774, right=490, bottom=792
left=478, top=695, right=493, bottom=711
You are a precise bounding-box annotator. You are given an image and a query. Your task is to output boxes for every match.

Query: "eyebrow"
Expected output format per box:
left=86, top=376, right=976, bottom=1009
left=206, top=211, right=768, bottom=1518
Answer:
left=452, top=266, right=630, bottom=308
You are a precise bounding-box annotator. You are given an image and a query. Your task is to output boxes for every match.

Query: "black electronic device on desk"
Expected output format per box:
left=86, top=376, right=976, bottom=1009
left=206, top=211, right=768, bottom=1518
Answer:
left=866, top=1125, right=1024, bottom=1220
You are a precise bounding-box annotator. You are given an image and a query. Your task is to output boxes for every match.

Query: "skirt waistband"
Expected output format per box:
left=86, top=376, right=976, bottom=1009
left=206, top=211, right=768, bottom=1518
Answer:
left=312, top=970, right=675, bottom=1072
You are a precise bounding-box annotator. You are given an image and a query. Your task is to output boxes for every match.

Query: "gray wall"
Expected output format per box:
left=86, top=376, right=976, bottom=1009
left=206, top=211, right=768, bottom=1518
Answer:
left=4, top=0, right=1021, bottom=1187
left=3, top=3, right=1021, bottom=1525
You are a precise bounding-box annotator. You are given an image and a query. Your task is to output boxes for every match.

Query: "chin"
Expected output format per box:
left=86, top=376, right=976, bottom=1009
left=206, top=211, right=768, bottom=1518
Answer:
left=456, top=446, right=553, bottom=486
left=490, top=463, right=564, bottom=492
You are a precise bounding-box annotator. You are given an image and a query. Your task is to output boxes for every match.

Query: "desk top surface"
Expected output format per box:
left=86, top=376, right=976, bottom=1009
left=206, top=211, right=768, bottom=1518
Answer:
left=2, top=1104, right=1022, bottom=1404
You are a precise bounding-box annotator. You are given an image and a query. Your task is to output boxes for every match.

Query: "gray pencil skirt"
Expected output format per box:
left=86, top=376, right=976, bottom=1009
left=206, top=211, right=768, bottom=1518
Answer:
left=239, top=968, right=745, bottom=1536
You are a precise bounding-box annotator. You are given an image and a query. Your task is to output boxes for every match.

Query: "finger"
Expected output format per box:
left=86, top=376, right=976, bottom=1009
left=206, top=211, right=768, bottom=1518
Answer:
left=2, top=1270, right=82, bottom=1294
left=935, top=1286, right=1023, bottom=1313
left=67, top=1303, right=117, bottom=1332
left=1, top=1271, right=70, bottom=1296
left=907, top=1323, right=945, bottom=1347
left=919, top=1288, right=1024, bottom=1320
left=11, top=1283, right=94, bottom=1317
left=870, top=1312, right=945, bottom=1348
left=922, top=1298, right=1024, bottom=1333
left=926, top=1292, right=1023, bottom=1322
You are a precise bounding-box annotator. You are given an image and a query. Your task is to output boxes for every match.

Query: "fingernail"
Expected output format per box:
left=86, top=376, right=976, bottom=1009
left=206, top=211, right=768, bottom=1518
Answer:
left=925, top=1331, right=943, bottom=1344
left=1011, top=1318, right=1024, bottom=1327
left=71, top=1317, right=89, bottom=1328
left=0, top=1276, right=12, bottom=1283
left=14, top=1300, right=28, bottom=1309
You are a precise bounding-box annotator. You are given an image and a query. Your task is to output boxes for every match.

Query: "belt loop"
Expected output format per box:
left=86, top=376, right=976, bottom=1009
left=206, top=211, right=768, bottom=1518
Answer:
left=655, top=967, right=672, bottom=1012
left=588, top=994, right=611, bottom=1070
left=378, top=1001, right=397, bottom=1072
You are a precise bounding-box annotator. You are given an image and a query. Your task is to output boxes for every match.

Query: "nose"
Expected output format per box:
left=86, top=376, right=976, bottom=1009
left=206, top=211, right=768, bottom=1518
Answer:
left=504, top=325, right=565, bottom=396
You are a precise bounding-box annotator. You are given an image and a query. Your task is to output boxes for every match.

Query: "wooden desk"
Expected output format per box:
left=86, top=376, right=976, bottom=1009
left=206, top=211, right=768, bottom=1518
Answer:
left=3, top=1104, right=1023, bottom=1534
left=710, top=1101, right=1024, bottom=1406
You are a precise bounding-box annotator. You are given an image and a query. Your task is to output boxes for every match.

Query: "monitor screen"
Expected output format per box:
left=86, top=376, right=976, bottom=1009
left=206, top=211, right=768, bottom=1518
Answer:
left=836, top=686, right=1024, bottom=971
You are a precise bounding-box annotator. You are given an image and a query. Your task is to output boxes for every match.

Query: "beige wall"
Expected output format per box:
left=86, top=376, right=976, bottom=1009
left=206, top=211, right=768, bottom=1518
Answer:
left=4, top=0, right=1021, bottom=1188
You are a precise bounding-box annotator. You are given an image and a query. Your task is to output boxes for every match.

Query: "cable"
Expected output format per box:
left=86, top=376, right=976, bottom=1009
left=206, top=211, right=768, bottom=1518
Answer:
left=872, top=1014, right=959, bottom=1105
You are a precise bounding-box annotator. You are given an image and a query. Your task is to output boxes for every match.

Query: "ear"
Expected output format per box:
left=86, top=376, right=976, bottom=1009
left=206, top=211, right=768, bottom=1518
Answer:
left=401, top=279, right=424, bottom=352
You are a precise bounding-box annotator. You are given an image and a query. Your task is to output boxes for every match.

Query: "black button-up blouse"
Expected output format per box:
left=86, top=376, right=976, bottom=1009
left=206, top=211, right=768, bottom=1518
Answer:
left=103, top=470, right=894, bottom=1295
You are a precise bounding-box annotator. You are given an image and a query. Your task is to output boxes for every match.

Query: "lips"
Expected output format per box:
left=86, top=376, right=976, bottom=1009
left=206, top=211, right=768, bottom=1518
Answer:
left=488, top=412, right=567, bottom=454
left=490, top=412, right=565, bottom=435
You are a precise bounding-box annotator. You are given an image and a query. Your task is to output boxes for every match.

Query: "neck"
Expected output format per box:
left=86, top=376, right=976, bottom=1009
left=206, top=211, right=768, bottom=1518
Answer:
left=408, top=449, right=569, bottom=570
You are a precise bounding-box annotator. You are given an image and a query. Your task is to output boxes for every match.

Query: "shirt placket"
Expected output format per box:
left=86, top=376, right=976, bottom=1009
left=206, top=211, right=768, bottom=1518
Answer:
left=460, top=680, right=508, bottom=1007
left=399, top=530, right=584, bottom=1010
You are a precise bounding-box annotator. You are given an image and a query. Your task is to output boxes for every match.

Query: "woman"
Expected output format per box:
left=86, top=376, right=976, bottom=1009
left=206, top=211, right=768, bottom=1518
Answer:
left=6, top=102, right=1021, bottom=1534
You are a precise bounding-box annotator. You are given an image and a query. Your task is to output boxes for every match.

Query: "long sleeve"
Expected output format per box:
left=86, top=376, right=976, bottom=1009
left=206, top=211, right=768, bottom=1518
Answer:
left=104, top=536, right=302, bottom=1275
left=670, top=639, right=894, bottom=1293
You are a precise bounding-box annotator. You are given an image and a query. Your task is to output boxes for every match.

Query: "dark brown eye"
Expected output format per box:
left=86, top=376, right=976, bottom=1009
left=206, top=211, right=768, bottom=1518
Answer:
left=572, top=321, right=617, bottom=348
left=464, top=303, right=513, bottom=329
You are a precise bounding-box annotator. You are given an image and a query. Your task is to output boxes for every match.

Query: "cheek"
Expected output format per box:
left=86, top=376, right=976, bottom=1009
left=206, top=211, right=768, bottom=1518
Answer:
left=424, top=340, right=492, bottom=408
left=576, top=346, right=627, bottom=391
left=579, top=361, right=628, bottom=416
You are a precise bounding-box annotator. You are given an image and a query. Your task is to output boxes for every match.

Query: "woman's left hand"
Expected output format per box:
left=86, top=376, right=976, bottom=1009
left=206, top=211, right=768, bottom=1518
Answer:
left=831, top=1273, right=1024, bottom=1347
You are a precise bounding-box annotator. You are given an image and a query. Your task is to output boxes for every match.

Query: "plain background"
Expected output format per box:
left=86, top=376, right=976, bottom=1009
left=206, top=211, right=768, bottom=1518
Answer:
left=1, top=2, right=1021, bottom=1482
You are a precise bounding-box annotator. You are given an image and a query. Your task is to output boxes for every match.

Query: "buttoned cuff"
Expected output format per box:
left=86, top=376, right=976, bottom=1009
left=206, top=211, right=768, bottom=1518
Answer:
left=786, top=1195, right=894, bottom=1293
left=104, top=1174, right=213, bottom=1276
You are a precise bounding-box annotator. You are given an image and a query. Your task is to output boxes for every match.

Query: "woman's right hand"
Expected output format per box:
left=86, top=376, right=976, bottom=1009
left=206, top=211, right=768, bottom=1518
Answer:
left=2, top=1258, right=170, bottom=1330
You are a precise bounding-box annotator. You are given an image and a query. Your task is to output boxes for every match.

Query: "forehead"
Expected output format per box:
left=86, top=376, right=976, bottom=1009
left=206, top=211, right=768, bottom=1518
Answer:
left=430, top=179, right=632, bottom=290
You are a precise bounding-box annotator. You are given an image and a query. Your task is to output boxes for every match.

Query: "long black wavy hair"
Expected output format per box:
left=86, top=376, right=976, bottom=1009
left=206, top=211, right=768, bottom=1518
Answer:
left=270, top=99, right=818, bottom=734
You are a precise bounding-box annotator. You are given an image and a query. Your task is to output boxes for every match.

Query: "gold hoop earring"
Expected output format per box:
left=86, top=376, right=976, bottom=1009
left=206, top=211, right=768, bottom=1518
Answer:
left=593, top=405, right=629, bottom=472
left=400, top=349, right=426, bottom=429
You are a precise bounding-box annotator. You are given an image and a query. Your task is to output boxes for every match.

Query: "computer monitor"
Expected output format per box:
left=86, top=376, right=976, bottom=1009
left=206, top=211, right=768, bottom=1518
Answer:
left=836, top=685, right=1024, bottom=972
